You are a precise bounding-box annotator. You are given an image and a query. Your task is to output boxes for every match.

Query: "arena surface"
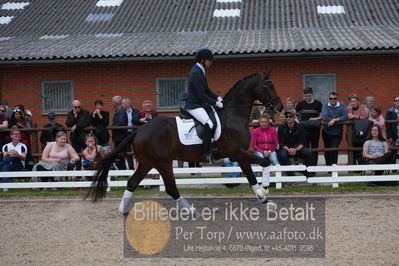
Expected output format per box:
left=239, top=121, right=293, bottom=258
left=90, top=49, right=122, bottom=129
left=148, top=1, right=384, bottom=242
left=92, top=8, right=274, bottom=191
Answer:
left=1, top=193, right=398, bottom=265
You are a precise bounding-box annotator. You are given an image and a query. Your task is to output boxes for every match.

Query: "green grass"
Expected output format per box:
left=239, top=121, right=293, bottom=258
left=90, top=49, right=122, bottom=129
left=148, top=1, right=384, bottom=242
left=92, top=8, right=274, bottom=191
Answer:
left=1, top=179, right=398, bottom=198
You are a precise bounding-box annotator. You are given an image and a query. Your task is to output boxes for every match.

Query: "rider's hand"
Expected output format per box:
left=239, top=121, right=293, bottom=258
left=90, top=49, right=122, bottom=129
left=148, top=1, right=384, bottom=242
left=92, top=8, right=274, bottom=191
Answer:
left=216, top=101, right=223, bottom=109
left=217, top=96, right=223, bottom=103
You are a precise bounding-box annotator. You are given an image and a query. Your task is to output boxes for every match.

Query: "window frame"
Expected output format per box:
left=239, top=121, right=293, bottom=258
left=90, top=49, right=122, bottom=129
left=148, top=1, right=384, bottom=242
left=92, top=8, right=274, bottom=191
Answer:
left=156, top=77, right=188, bottom=111
left=41, top=80, right=74, bottom=113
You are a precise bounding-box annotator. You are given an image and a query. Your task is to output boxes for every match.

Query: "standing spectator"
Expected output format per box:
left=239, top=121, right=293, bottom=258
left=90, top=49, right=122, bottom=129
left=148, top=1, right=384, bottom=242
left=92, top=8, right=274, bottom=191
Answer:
left=322, top=92, right=348, bottom=165
left=8, top=109, right=32, bottom=149
left=33, top=131, right=80, bottom=188
left=40, top=112, right=65, bottom=149
left=15, top=104, right=32, bottom=124
left=0, top=100, right=13, bottom=119
left=277, top=109, right=315, bottom=177
left=295, top=87, right=323, bottom=165
left=133, top=99, right=159, bottom=126
left=364, top=96, right=375, bottom=117
left=386, top=95, right=399, bottom=155
left=369, top=105, right=386, bottom=139
left=0, top=105, right=9, bottom=149
left=111, top=95, right=128, bottom=170
left=347, top=94, right=368, bottom=120
left=90, top=100, right=110, bottom=150
left=121, top=97, right=139, bottom=169
left=252, top=113, right=279, bottom=166
left=250, top=100, right=275, bottom=127
left=362, top=125, right=395, bottom=186
left=66, top=100, right=91, bottom=153
left=0, top=129, right=27, bottom=191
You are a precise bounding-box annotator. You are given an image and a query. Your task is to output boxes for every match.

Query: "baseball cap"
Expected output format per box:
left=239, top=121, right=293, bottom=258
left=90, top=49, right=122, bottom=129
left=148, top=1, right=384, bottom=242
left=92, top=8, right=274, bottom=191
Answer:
left=47, top=112, right=56, bottom=120
left=284, top=109, right=296, bottom=116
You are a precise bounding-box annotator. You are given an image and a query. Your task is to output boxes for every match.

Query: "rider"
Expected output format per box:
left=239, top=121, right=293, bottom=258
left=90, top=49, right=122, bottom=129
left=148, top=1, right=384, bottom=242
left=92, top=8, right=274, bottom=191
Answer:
left=186, top=48, right=223, bottom=163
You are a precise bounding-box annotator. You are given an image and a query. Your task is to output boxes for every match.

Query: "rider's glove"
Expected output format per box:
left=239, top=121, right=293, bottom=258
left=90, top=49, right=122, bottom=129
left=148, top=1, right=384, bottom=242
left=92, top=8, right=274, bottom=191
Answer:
left=215, top=101, right=223, bottom=109
left=217, top=96, right=223, bottom=103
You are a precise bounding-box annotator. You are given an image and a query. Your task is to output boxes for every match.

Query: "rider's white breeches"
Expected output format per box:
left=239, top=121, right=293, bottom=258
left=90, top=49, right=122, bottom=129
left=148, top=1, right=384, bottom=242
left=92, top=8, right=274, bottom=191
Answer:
left=187, top=108, right=214, bottom=129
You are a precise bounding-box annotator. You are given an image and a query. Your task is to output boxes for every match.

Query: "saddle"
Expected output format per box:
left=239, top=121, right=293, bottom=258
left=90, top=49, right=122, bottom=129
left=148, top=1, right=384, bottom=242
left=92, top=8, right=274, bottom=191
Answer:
left=179, top=106, right=218, bottom=139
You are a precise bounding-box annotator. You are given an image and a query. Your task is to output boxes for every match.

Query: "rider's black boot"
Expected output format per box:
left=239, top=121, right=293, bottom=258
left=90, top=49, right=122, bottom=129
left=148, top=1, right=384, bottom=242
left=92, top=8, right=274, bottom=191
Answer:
left=201, top=124, right=212, bottom=164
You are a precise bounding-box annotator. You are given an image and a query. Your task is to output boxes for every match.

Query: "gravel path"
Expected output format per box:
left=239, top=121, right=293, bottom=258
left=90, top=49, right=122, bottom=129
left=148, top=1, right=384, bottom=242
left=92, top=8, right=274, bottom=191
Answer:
left=1, top=193, right=398, bottom=266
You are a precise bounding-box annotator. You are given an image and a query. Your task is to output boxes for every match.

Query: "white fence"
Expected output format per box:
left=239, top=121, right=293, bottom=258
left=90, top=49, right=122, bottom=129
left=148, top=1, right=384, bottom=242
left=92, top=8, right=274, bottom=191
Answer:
left=0, top=164, right=398, bottom=191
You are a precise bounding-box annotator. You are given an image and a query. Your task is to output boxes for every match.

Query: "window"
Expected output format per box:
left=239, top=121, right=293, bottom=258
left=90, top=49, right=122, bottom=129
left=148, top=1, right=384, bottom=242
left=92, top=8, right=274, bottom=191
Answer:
left=303, top=74, right=336, bottom=104
left=42, top=81, right=74, bottom=113
left=156, top=78, right=187, bottom=110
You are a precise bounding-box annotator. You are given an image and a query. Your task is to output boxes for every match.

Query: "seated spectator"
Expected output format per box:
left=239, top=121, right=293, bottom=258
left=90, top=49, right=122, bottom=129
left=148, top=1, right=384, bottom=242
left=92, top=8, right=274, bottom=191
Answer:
left=133, top=99, right=159, bottom=125
left=362, top=125, right=395, bottom=186
left=347, top=93, right=368, bottom=120
left=33, top=131, right=80, bottom=187
left=8, top=109, right=32, bottom=149
left=82, top=135, right=104, bottom=170
left=277, top=109, right=315, bottom=177
left=0, top=129, right=27, bottom=192
left=252, top=114, right=279, bottom=166
left=40, top=112, right=66, bottom=149
left=368, top=105, right=386, bottom=139
left=223, top=158, right=240, bottom=188
left=15, top=104, right=33, bottom=124
left=0, top=100, right=13, bottom=119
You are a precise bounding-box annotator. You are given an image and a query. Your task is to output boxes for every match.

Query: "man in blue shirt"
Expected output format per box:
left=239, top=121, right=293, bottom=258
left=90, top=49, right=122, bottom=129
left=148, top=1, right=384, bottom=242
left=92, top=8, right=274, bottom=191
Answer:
left=322, top=92, right=348, bottom=165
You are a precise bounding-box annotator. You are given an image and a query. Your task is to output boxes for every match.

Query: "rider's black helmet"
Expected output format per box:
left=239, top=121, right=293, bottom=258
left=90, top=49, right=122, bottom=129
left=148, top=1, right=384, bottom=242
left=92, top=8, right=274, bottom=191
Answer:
left=195, top=48, right=214, bottom=61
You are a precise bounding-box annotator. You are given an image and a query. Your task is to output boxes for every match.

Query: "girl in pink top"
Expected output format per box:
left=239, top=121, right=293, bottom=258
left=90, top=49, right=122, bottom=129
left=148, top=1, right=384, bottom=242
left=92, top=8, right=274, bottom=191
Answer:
left=369, top=105, right=387, bottom=139
left=252, top=114, right=279, bottom=165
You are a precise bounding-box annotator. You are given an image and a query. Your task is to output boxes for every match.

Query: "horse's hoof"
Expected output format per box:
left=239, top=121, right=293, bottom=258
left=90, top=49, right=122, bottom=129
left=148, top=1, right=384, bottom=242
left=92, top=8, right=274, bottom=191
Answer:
left=118, top=197, right=133, bottom=215
left=254, top=187, right=268, bottom=203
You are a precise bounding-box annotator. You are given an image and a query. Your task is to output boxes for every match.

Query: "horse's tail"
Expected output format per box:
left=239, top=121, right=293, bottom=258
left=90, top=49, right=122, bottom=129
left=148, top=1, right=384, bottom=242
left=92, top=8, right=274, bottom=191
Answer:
left=86, top=131, right=137, bottom=202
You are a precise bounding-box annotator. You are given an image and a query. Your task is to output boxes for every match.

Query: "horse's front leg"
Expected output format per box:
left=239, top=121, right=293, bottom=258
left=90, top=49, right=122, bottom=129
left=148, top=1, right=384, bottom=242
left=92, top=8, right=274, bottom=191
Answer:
left=230, top=149, right=270, bottom=167
left=238, top=161, right=268, bottom=204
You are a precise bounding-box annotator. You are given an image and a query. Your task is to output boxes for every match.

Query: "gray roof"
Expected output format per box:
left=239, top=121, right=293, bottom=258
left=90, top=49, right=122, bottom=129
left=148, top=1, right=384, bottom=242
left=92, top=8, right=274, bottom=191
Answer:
left=0, top=0, right=398, bottom=62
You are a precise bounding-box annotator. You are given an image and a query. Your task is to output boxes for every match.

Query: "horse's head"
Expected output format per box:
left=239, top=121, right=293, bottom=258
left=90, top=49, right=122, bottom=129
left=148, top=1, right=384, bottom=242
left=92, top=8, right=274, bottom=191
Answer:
left=255, top=72, right=283, bottom=112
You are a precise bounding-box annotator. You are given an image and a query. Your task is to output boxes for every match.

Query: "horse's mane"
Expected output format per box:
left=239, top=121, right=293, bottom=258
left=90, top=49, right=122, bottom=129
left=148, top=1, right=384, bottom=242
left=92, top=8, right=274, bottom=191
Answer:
left=223, top=72, right=266, bottom=102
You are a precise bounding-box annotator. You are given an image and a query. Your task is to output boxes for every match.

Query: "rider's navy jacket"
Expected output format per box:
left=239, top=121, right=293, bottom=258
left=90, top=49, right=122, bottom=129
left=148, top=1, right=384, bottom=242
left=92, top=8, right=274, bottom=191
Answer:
left=186, top=64, right=218, bottom=109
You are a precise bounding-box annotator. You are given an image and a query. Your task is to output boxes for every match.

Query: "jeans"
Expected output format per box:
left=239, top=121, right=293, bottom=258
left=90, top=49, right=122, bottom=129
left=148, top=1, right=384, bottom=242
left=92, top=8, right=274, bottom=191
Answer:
left=223, top=158, right=239, bottom=178
left=254, top=151, right=279, bottom=165
left=0, top=156, right=24, bottom=183
left=305, top=129, right=320, bottom=165
left=322, top=131, right=342, bottom=165
left=277, top=148, right=315, bottom=167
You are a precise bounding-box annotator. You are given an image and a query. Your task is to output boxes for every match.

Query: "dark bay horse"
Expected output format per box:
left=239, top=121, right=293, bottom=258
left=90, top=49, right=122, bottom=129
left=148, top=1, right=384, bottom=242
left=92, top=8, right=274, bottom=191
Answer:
left=88, top=72, right=283, bottom=214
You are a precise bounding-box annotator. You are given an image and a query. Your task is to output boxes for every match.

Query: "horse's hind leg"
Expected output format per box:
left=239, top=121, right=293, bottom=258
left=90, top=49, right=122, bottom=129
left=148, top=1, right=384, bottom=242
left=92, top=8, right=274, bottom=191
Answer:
left=155, top=161, right=197, bottom=215
left=118, top=162, right=152, bottom=215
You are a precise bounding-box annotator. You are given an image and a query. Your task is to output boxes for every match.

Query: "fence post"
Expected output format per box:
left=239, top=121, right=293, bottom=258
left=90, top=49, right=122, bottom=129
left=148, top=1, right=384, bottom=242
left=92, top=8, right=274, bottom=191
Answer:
left=332, top=164, right=339, bottom=188
left=31, top=123, right=38, bottom=155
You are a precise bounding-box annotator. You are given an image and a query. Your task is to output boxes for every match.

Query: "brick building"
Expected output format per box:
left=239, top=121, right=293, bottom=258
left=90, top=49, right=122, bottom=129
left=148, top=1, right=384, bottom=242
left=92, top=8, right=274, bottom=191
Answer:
left=0, top=0, right=398, bottom=129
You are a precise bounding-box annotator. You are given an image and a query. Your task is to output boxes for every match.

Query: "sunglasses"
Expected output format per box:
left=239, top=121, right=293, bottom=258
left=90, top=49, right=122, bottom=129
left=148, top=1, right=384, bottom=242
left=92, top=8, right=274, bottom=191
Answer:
left=395, top=99, right=399, bottom=102
left=0, top=109, right=5, bottom=112
left=285, top=115, right=294, bottom=118
left=74, top=106, right=81, bottom=109
left=329, top=98, right=337, bottom=100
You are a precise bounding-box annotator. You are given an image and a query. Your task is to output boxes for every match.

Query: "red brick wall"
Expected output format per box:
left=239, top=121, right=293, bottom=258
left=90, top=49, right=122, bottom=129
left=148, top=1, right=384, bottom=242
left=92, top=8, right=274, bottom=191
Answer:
left=1, top=54, right=398, bottom=128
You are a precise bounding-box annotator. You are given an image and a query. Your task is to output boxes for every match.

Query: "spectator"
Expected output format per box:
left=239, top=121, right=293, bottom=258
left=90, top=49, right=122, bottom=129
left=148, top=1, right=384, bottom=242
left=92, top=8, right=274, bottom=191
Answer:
left=133, top=99, right=159, bottom=126
left=15, top=104, right=32, bottom=124
left=278, top=112, right=286, bottom=126
left=223, top=158, right=240, bottom=188
left=364, top=96, right=375, bottom=117
left=369, top=105, right=386, bottom=139
left=362, top=125, right=395, bottom=186
left=8, top=109, right=32, bottom=149
left=122, top=98, right=140, bottom=169
left=347, top=94, right=368, bottom=120
left=282, top=97, right=299, bottom=123
left=90, top=99, right=110, bottom=150
left=0, top=129, right=27, bottom=192
left=322, top=92, right=348, bottom=165
left=111, top=95, right=128, bottom=170
left=82, top=135, right=104, bottom=170
left=66, top=100, right=91, bottom=153
left=386, top=95, right=399, bottom=155
left=250, top=100, right=275, bottom=127
left=40, top=112, right=65, bottom=149
left=277, top=109, right=315, bottom=177
left=0, top=105, right=9, bottom=149
left=252, top=113, right=279, bottom=166
left=295, top=87, right=323, bottom=165
left=33, top=131, right=80, bottom=188
left=0, top=100, right=13, bottom=119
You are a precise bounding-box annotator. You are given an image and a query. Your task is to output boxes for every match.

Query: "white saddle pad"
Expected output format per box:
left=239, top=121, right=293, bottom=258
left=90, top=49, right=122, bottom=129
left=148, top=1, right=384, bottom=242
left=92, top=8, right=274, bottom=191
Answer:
left=175, top=110, right=221, bottom=146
